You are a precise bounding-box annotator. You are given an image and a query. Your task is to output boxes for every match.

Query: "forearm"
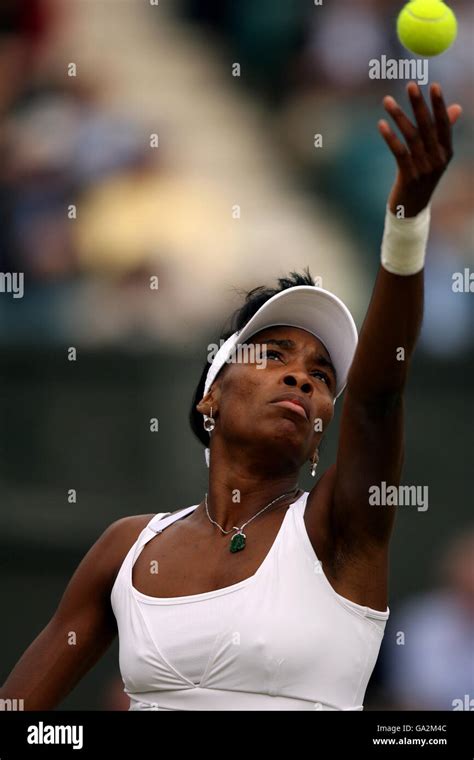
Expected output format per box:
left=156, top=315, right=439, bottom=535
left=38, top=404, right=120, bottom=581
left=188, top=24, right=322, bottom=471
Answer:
left=344, top=78, right=463, bottom=407
left=346, top=265, right=423, bottom=405
left=0, top=615, right=115, bottom=710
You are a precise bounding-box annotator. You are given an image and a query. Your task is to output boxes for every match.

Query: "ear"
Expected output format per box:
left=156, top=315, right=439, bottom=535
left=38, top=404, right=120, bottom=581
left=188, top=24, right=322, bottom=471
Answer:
left=196, top=394, right=210, bottom=416
left=197, top=376, right=224, bottom=415
left=196, top=390, right=219, bottom=416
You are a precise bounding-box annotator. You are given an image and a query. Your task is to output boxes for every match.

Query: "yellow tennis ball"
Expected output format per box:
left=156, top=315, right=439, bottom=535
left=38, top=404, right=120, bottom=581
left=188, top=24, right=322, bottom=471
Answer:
left=397, top=1, right=458, bottom=57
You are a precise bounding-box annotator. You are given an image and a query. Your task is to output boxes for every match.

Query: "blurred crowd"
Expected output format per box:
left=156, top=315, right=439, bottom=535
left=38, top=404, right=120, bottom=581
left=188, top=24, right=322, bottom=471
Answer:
left=0, top=0, right=471, bottom=352
left=183, top=0, right=474, bottom=357
left=0, top=0, right=176, bottom=345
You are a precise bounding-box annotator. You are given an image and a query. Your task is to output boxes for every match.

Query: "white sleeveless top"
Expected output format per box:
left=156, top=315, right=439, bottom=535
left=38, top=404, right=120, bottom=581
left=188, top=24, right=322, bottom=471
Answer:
left=110, top=491, right=390, bottom=711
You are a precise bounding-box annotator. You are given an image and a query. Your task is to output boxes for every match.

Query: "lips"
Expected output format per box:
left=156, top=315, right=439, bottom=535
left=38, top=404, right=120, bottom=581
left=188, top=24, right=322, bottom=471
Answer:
left=270, top=394, right=310, bottom=421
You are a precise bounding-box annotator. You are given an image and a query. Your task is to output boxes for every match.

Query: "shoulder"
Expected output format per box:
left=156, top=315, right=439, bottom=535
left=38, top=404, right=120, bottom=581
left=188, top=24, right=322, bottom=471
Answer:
left=52, top=514, right=160, bottom=621
left=83, top=513, right=159, bottom=593
left=102, top=513, right=157, bottom=564
left=105, top=513, right=157, bottom=538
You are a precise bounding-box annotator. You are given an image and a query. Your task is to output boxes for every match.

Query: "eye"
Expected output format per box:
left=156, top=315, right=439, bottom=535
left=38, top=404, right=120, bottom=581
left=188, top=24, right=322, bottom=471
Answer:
left=265, top=349, right=283, bottom=361
left=311, top=370, right=330, bottom=385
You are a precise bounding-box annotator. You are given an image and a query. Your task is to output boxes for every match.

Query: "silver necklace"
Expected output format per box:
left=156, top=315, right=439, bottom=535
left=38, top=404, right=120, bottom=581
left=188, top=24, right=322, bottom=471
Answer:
left=204, top=487, right=300, bottom=553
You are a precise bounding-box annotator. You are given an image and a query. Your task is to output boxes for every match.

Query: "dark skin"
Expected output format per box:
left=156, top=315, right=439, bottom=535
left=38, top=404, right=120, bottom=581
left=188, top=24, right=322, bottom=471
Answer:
left=0, top=83, right=462, bottom=709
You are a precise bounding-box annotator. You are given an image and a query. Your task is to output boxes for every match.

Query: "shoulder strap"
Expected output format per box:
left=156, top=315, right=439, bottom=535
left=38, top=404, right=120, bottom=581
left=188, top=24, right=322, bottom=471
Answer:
left=149, top=511, right=172, bottom=529
left=147, top=504, right=199, bottom=534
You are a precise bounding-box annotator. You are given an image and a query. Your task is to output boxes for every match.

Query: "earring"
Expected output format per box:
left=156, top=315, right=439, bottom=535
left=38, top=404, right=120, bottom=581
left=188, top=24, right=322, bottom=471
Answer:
left=310, top=449, right=319, bottom=477
left=203, top=405, right=215, bottom=433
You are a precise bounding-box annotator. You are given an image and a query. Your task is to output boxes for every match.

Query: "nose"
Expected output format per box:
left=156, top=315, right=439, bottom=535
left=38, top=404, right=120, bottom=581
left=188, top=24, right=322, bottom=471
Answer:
left=283, top=373, right=312, bottom=394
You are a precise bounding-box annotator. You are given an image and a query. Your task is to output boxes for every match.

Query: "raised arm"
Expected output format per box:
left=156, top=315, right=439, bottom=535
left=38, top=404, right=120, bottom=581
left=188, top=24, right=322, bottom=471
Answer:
left=0, top=515, right=151, bottom=710
left=331, top=83, right=462, bottom=556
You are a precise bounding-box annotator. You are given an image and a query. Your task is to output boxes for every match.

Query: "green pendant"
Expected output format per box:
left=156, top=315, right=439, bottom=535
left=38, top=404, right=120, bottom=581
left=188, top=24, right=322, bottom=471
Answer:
left=230, top=531, right=246, bottom=553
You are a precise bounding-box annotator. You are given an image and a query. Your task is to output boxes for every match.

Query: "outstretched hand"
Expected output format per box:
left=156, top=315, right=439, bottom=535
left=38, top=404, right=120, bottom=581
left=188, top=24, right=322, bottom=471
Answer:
left=378, top=82, right=462, bottom=217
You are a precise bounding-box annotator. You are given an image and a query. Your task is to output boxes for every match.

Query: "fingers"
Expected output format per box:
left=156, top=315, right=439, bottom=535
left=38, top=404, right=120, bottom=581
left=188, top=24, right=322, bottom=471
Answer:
left=378, top=119, right=416, bottom=179
left=407, top=82, right=442, bottom=161
left=382, top=82, right=462, bottom=173
left=383, top=93, right=431, bottom=171
left=447, top=104, right=463, bottom=126
left=429, top=82, right=463, bottom=163
left=429, top=82, right=452, bottom=154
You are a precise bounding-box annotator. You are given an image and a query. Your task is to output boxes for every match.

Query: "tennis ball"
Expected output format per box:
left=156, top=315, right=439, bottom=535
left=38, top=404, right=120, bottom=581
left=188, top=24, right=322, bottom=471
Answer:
left=397, top=1, right=458, bottom=57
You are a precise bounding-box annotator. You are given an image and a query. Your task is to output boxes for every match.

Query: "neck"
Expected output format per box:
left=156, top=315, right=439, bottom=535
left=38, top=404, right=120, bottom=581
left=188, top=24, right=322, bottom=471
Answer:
left=202, top=438, right=303, bottom=531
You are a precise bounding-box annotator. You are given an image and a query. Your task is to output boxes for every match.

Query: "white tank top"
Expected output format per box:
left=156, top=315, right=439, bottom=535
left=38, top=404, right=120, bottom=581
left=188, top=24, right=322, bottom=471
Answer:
left=110, top=491, right=390, bottom=711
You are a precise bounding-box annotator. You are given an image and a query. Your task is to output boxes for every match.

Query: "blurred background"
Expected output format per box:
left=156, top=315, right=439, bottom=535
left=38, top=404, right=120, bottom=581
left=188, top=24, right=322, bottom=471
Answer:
left=0, top=0, right=472, bottom=710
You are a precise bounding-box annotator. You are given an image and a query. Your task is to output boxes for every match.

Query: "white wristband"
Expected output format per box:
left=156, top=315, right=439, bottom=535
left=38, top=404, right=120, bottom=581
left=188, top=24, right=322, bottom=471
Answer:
left=381, top=203, right=431, bottom=276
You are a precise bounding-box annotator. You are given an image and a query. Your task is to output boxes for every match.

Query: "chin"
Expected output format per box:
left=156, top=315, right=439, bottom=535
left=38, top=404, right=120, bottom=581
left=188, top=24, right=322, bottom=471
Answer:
left=269, top=417, right=308, bottom=446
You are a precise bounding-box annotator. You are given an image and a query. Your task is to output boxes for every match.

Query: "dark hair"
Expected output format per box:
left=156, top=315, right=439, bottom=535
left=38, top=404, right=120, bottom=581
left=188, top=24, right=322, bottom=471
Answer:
left=189, top=267, right=317, bottom=448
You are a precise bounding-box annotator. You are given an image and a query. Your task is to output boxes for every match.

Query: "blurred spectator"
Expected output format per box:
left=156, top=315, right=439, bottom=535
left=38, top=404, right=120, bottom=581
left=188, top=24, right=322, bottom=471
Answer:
left=302, top=0, right=392, bottom=92
left=381, top=531, right=474, bottom=710
left=0, top=71, right=159, bottom=344
left=184, top=0, right=307, bottom=99
left=0, top=0, right=54, bottom=115
left=2, top=78, right=149, bottom=279
left=419, top=166, right=474, bottom=358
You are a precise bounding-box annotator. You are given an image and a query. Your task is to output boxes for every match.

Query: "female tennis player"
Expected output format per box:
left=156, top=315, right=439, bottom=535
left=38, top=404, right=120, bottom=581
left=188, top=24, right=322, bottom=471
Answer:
left=0, top=82, right=462, bottom=710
